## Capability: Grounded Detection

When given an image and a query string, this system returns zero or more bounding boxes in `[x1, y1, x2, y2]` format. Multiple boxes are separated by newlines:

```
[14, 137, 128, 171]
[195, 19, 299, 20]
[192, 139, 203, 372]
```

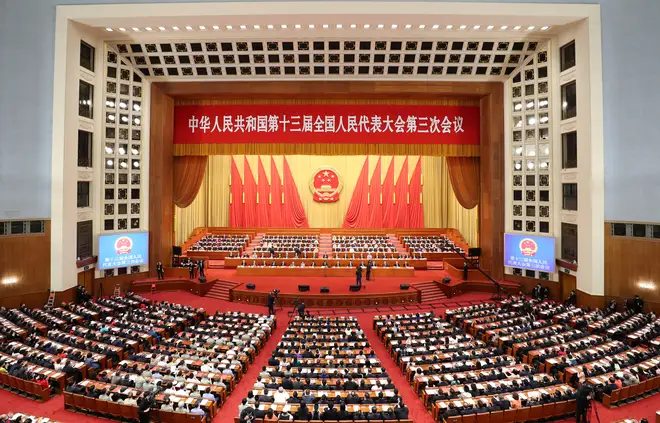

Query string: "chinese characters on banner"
[503, 233, 556, 273]
[174, 104, 480, 145]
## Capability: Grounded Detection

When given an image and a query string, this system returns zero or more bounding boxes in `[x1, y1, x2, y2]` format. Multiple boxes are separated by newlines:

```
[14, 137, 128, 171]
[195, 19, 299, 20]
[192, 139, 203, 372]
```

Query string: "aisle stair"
[204, 280, 241, 301]
[387, 234, 408, 255]
[412, 280, 448, 303]
[243, 233, 264, 255]
[319, 233, 333, 257]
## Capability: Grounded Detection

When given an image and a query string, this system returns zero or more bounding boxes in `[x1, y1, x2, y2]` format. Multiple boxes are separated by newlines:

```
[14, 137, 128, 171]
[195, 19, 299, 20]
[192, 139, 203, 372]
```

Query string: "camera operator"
[575, 384, 593, 423]
[138, 392, 155, 423]
[267, 290, 279, 316]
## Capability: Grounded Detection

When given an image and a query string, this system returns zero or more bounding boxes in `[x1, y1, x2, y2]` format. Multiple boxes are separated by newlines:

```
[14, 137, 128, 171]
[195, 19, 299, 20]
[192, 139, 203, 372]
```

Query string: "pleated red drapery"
[408, 157, 424, 228]
[446, 156, 480, 209]
[173, 156, 208, 208]
[381, 159, 396, 228]
[242, 156, 258, 227]
[368, 157, 383, 228]
[393, 157, 409, 228]
[229, 157, 243, 227]
[269, 157, 284, 227]
[256, 157, 271, 227]
[282, 157, 310, 228]
[342, 157, 371, 228]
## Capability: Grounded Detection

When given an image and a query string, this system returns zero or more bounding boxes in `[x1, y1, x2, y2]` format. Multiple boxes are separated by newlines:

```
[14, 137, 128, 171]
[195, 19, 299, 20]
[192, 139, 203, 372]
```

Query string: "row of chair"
[233, 419, 414, 423]
[64, 392, 206, 423]
[602, 376, 660, 408]
[0, 372, 50, 402]
[439, 400, 576, 423]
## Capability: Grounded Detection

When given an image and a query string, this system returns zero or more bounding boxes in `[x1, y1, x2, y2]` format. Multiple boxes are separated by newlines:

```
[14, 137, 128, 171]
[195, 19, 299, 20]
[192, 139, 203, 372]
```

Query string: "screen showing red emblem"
[114, 236, 133, 255]
[310, 167, 343, 203]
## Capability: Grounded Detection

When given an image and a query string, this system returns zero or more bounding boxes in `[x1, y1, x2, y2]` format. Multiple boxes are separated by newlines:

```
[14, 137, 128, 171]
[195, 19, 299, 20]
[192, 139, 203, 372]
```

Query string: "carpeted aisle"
[1, 291, 659, 423]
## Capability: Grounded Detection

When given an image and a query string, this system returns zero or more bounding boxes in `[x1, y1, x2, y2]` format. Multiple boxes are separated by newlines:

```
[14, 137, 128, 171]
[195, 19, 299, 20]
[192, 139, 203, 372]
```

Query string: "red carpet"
[206, 268, 451, 294]
[2, 291, 659, 423]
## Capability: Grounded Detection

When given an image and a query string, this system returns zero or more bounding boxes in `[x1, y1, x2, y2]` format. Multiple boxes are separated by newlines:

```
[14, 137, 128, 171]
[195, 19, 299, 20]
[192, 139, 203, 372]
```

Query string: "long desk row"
[226, 257, 427, 269]
[236, 266, 415, 277]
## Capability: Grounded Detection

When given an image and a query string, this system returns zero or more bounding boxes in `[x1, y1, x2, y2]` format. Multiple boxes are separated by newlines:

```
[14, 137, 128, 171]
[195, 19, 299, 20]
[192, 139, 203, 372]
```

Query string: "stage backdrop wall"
[175, 155, 478, 246]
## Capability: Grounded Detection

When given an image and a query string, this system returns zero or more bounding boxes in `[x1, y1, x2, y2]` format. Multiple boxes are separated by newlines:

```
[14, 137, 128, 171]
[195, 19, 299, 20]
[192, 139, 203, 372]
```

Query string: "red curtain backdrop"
[394, 157, 410, 228]
[242, 156, 258, 227]
[381, 159, 396, 228]
[282, 157, 310, 228]
[269, 157, 284, 227]
[446, 156, 480, 209]
[368, 157, 383, 228]
[408, 158, 424, 228]
[256, 157, 271, 227]
[342, 158, 371, 228]
[229, 157, 243, 227]
[173, 156, 208, 208]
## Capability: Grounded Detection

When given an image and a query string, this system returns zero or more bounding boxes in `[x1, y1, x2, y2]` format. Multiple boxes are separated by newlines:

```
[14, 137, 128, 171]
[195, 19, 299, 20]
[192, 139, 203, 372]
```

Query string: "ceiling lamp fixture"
[404, 24, 412, 29]
[513, 26, 522, 30]
[323, 24, 329, 29]
[446, 25, 453, 29]
[239, 25, 246, 30]
[350, 24, 357, 29]
[419, 24, 426, 29]
[527, 26, 536, 30]
[226, 25, 233, 30]
[363, 24, 370, 29]
[500, 25, 508, 30]
[281, 24, 287, 29]
[336, 24, 342, 29]
[459, 25, 467, 30]
[118, 28, 126, 32]
[253, 25, 260, 30]
[432, 24, 440, 29]
[486, 25, 494, 30]
[145, 27, 153, 31]
[199, 26, 206, 30]
[294, 24, 301, 29]
[105, 28, 113, 32]
[541, 26, 550, 31]
[172, 26, 179, 31]
[473, 25, 481, 30]
[267, 24, 274, 29]
[185, 26, 193, 31]
[158, 26, 167, 31]
[132, 27, 140, 32]
[377, 24, 384, 29]
[308, 24, 315, 29]
[391, 24, 398, 29]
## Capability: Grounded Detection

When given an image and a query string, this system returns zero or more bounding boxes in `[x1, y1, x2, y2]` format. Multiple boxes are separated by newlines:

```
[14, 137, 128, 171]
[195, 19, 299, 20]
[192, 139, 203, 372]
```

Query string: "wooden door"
[77, 269, 94, 293]
[559, 272, 576, 301]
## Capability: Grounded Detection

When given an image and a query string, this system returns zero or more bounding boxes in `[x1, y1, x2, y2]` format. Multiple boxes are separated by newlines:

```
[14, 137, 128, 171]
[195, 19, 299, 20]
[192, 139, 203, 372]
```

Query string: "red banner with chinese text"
[174, 104, 480, 145]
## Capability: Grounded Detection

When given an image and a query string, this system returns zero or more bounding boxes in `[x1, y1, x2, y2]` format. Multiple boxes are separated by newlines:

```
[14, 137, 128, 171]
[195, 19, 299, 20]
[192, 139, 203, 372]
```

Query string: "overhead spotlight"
[432, 24, 440, 29]
[528, 117, 536, 125]
[500, 25, 508, 30]
[105, 146, 114, 154]
[540, 116, 549, 123]
[527, 161, 535, 170]
[185, 26, 193, 31]
[527, 101, 535, 109]
[363, 24, 370, 29]
[527, 26, 536, 30]
[172, 26, 180, 31]
[459, 25, 467, 30]
[540, 161, 548, 169]
[121, 116, 128, 123]
[322, 24, 329, 29]
[120, 162, 128, 169]
[131, 27, 140, 32]
[308, 24, 315, 29]
[513, 26, 522, 30]
[281, 24, 287, 29]
[134, 118, 141, 125]
[106, 159, 114, 166]
[473, 25, 481, 30]
[295, 24, 301, 29]
[105, 100, 115, 107]
[212, 25, 219, 30]
[119, 101, 127, 109]
[515, 147, 523, 155]
[405, 24, 412, 29]
[105, 28, 113, 32]
[562, 101, 568, 109]
[239, 25, 246, 30]
[336, 24, 343, 29]
[350, 24, 357, 29]
[253, 25, 260, 30]
[419, 24, 426, 29]
[199, 26, 207, 30]
[446, 25, 453, 29]
[487, 25, 494, 30]
[108, 114, 115, 121]
[514, 104, 522, 111]
[541, 26, 550, 31]
[226, 25, 233, 30]
[391, 24, 398, 29]
[267, 24, 274, 29]
[118, 147, 126, 155]
[158, 26, 167, 31]
[131, 148, 139, 155]
[118, 28, 126, 32]
[133, 161, 140, 168]
[377, 24, 384, 29]
[145, 27, 153, 31]
[514, 162, 522, 170]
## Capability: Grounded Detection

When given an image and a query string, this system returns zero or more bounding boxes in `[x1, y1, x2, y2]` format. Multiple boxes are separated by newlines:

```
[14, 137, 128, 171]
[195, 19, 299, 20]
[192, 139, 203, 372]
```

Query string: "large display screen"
[98, 232, 149, 270]
[504, 233, 555, 273]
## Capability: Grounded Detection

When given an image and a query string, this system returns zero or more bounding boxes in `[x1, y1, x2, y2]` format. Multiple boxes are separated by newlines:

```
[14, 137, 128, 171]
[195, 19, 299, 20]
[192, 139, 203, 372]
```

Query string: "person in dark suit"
[197, 260, 205, 277]
[366, 261, 373, 281]
[367, 406, 382, 421]
[565, 289, 577, 306]
[267, 292, 276, 316]
[337, 404, 351, 421]
[356, 265, 363, 287]
[156, 262, 164, 280]
[382, 407, 396, 420]
[575, 384, 593, 423]
[463, 261, 469, 280]
[322, 405, 339, 421]
[295, 404, 311, 421]
[297, 301, 306, 317]
[394, 403, 409, 420]
[188, 261, 195, 279]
